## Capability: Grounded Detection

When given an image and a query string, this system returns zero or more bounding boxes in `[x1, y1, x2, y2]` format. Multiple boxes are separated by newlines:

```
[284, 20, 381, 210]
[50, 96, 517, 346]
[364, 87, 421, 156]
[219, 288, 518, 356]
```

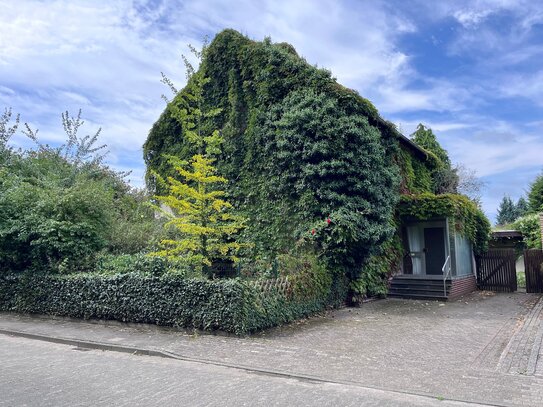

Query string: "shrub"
[512, 214, 542, 249]
[0, 252, 345, 334]
[94, 253, 192, 276]
[0, 110, 164, 273]
[0, 163, 113, 272]
[0, 273, 249, 333]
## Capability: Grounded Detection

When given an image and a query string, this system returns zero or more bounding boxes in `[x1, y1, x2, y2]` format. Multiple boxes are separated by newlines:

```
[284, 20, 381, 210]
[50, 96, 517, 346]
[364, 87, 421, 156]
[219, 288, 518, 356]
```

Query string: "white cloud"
[1, 0, 542, 222]
[448, 130, 543, 178]
[0, 0, 423, 185]
[453, 8, 494, 28]
[498, 71, 543, 106]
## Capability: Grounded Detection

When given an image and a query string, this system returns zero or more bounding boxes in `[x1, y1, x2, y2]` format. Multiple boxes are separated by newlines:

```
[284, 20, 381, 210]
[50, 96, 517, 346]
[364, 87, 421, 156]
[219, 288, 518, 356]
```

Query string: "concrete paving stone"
[1, 291, 543, 406]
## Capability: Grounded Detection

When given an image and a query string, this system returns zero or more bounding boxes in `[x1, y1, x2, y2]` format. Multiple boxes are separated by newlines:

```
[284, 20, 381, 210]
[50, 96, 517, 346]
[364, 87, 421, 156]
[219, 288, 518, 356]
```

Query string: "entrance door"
[424, 227, 446, 275]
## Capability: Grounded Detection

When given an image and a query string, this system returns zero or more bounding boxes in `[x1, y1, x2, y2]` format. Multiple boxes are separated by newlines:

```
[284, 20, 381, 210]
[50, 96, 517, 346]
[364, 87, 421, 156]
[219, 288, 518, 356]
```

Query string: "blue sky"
[1, 0, 543, 223]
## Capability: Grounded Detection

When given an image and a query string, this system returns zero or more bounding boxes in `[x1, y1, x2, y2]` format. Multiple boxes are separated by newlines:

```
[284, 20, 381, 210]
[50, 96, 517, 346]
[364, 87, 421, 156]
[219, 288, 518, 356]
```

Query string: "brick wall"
[449, 275, 476, 299]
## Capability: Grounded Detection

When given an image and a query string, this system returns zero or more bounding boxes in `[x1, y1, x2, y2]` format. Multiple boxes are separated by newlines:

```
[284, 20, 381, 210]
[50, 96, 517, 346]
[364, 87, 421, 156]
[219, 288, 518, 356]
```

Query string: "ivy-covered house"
[144, 29, 489, 303]
[387, 132, 490, 300]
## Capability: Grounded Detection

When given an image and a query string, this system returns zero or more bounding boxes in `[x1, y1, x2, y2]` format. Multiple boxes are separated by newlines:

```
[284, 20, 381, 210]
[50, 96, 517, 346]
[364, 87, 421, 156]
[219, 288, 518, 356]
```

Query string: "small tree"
[153, 155, 245, 274]
[151, 42, 246, 275]
[496, 195, 517, 225]
[515, 197, 529, 218]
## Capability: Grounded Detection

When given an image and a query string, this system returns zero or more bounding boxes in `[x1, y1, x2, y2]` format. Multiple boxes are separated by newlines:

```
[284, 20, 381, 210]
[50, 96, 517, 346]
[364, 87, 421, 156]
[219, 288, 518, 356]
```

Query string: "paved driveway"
[1, 291, 543, 406]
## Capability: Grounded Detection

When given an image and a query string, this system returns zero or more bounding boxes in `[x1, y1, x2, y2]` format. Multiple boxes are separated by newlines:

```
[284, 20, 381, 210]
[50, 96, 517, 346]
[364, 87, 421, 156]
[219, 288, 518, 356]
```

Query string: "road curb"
[0, 327, 502, 407]
[0, 328, 175, 359]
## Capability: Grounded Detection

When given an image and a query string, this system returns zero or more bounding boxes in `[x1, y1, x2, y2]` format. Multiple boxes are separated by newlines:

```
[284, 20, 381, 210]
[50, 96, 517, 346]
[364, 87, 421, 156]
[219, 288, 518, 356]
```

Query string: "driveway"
[1, 291, 543, 406]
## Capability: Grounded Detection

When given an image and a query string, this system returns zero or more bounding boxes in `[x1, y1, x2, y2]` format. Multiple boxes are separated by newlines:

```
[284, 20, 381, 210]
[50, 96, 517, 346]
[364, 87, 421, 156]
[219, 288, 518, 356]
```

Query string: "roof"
[491, 230, 523, 239]
[397, 132, 428, 160]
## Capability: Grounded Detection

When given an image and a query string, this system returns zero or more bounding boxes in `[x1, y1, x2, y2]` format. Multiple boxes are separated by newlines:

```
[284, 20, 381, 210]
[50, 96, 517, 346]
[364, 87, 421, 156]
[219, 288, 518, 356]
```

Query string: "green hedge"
[0, 271, 346, 334]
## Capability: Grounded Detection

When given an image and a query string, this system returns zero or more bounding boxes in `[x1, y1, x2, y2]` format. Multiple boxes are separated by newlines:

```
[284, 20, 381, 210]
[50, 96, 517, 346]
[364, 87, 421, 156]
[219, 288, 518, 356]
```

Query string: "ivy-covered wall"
[143, 29, 489, 300]
[144, 30, 415, 279]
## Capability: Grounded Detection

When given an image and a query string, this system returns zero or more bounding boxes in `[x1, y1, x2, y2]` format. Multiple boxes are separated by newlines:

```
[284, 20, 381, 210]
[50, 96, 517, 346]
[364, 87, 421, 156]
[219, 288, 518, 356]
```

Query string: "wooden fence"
[524, 249, 543, 293]
[476, 249, 517, 292]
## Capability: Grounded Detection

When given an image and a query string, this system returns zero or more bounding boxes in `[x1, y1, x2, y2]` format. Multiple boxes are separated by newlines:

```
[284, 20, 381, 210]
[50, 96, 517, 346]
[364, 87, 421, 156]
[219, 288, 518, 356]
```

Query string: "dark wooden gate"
[476, 249, 517, 292]
[524, 249, 543, 293]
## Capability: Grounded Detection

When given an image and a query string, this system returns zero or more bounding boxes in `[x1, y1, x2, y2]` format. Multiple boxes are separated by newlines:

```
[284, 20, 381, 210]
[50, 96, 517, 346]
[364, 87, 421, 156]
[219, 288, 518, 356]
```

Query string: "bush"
[0, 111, 165, 273]
[513, 214, 542, 249]
[0, 256, 345, 334]
[94, 253, 191, 276]
[0, 273, 249, 333]
[0, 161, 114, 272]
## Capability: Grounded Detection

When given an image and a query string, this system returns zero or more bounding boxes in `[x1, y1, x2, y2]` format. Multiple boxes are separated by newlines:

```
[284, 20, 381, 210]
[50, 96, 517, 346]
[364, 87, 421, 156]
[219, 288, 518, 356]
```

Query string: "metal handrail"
[442, 255, 451, 297]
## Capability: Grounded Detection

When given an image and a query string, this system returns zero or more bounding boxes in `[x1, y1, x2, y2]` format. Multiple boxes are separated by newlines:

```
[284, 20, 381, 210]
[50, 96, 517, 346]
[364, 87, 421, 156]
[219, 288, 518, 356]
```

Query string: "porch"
[389, 217, 477, 300]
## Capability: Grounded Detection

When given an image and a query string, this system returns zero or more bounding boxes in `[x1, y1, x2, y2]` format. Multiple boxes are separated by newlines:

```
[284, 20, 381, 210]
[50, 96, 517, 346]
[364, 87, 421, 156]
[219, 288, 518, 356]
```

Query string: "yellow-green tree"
[151, 42, 246, 275]
[153, 154, 246, 272]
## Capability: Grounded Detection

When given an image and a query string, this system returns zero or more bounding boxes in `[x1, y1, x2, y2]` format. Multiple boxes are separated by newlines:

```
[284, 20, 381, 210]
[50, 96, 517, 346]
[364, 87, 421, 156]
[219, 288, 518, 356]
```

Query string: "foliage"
[151, 155, 246, 273]
[397, 147, 434, 194]
[410, 123, 451, 167]
[495, 196, 530, 226]
[94, 253, 192, 276]
[409, 123, 462, 195]
[106, 188, 165, 255]
[528, 173, 543, 213]
[0, 107, 19, 156]
[144, 30, 401, 280]
[349, 232, 403, 302]
[0, 254, 345, 334]
[0, 272, 250, 333]
[0, 151, 113, 272]
[512, 214, 542, 249]
[496, 196, 518, 225]
[517, 271, 526, 288]
[516, 197, 529, 218]
[151, 43, 247, 275]
[399, 193, 491, 255]
[277, 252, 332, 301]
[0, 110, 164, 273]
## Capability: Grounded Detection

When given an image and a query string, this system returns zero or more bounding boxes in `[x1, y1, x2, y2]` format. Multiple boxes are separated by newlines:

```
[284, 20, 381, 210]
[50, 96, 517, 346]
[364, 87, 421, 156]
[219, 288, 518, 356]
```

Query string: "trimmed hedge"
[0, 272, 346, 335]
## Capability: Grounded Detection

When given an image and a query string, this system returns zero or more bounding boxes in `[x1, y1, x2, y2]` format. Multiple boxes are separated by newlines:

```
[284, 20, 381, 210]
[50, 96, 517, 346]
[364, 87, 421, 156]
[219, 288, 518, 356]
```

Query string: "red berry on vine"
[311, 229, 316, 235]
[327, 217, 331, 224]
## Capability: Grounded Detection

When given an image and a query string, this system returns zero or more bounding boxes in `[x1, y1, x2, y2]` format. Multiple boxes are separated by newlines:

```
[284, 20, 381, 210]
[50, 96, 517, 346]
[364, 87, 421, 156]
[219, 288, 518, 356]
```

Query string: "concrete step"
[387, 292, 448, 301]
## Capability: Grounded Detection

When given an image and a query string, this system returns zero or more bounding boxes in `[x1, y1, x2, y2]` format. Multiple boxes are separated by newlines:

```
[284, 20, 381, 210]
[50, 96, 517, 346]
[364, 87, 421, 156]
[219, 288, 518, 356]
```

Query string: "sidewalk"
[1, 291, 543, 407]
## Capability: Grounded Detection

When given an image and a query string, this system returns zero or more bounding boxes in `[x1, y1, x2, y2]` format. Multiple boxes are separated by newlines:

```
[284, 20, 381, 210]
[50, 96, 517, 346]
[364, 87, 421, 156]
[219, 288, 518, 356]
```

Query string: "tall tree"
[411, 123, 451, 167]
[528, 173, 543, 213]
[150, 43, 246, 274]
[515, 197, 529, 218]
[410, 123, 458, 194]
[496, 195, 517, 225]
[152, 155, 245, 272]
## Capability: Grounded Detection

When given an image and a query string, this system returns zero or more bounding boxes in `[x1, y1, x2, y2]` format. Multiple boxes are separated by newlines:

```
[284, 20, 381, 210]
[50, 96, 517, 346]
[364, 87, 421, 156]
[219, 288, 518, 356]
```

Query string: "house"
[144, 29, 490, 302]
[386, 136, 488, 300]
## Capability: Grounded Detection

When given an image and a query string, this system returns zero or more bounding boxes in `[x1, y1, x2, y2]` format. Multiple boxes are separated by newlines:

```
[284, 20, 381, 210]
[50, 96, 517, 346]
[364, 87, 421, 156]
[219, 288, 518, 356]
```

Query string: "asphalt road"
[0, 334, 489, 407]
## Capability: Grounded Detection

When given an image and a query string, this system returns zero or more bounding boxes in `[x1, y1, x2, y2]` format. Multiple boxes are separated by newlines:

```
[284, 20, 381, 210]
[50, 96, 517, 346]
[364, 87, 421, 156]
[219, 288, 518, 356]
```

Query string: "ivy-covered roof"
[399, 193, 491, 255]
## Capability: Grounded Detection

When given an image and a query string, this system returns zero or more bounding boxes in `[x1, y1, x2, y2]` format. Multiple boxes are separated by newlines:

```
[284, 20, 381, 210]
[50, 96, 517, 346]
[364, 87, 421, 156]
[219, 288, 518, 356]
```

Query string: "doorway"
[406, 222, 448, 277]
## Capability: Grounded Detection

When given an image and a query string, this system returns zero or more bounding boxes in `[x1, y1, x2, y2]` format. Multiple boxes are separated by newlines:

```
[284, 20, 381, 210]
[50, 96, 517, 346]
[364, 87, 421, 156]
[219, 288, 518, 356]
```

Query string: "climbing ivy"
[399, 193, 491, 255]
[144, 30, 403, 279]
